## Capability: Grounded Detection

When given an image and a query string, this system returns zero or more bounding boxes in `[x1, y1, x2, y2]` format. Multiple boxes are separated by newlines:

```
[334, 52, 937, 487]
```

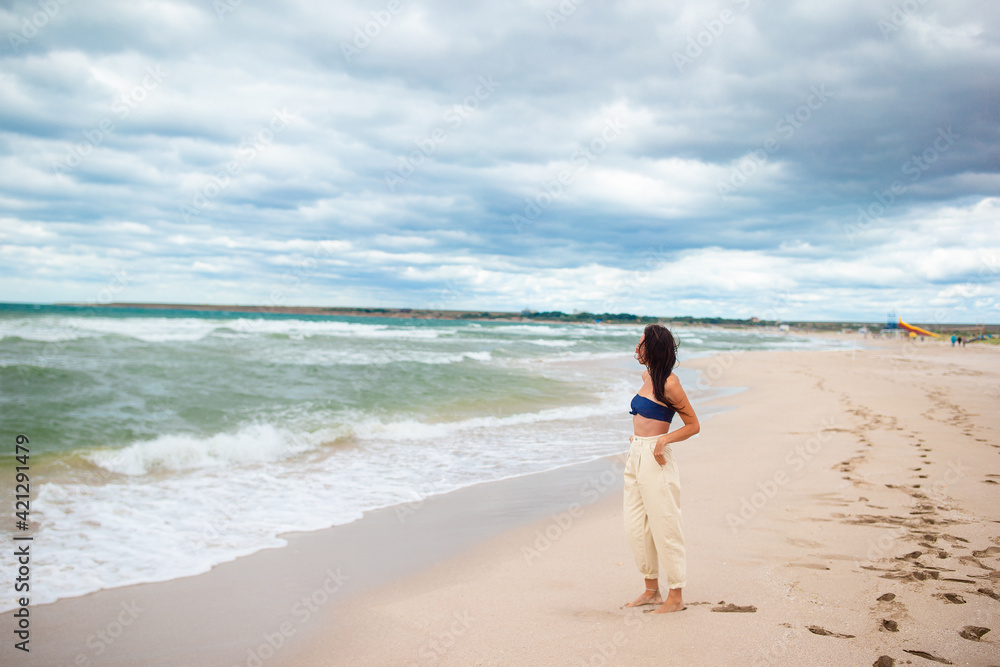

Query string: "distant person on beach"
[623, 324, 701, 614]
[952, 334, 957, 347]
[958, 335, 963, 346]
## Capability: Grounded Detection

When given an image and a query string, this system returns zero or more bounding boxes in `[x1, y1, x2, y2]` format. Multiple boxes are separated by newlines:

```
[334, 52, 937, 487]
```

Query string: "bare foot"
[651, 589, 685, 614]
[624, 589, 662, 607]
[652, 600, 685, 613]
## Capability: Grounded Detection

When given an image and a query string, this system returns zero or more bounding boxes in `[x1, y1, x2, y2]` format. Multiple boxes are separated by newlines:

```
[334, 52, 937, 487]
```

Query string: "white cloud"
[0, 0, 997, 321]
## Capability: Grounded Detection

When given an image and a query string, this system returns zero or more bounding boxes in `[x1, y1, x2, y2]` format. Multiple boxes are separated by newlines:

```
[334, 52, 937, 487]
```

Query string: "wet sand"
[0, 456, 632, 667]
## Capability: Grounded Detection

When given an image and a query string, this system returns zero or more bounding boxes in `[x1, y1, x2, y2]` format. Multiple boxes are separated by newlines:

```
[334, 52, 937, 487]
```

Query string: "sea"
[0, 304, 859, 611]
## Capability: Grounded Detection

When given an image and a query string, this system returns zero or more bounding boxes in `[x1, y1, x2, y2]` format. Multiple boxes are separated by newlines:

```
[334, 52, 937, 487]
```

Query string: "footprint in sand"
[903, 649, 953, 664]
[976, 587, 1000, 601]
[788, 563, 830, 570]
[959, 625, 990, 641]
[972, 546, 1000, 558]
[877, 593, 896, 602]
[787, 538, 824, 548]
[807, 625, 855, 638]
[940, 593, 966, 604]
[873, 656, 895, 667]
[711, 603, 757, 613]
[881, 570, 939, 582]
[881, 619, 899, 632]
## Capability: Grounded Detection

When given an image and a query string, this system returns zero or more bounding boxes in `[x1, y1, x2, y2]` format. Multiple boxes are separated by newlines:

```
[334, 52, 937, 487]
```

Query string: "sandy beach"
[4, 338, 999, 666]
[283, 339, 1000, 666]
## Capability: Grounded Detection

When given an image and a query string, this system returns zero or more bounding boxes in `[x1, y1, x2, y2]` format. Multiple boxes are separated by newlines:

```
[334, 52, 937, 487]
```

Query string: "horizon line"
[1, 301, 997, 327]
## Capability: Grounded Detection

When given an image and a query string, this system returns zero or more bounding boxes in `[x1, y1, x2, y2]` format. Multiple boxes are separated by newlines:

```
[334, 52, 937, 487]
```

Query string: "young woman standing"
[623, 324, 700, 614]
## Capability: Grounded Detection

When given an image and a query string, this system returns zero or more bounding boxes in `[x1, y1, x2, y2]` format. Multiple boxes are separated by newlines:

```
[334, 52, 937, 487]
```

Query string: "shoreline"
[0, 454, 639, 667]
[4, 342, 998, 666]
[0, 347, 726, 666]
[284, 342, 1000, 666]
[0, 353, 732, 613]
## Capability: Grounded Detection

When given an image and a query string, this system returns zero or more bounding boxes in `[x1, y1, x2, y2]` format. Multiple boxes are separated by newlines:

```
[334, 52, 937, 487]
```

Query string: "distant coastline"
[32, 301, 996, 334]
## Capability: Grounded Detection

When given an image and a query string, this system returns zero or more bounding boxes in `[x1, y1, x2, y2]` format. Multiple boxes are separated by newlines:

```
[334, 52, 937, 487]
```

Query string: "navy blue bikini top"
[629, 394, 675, 423]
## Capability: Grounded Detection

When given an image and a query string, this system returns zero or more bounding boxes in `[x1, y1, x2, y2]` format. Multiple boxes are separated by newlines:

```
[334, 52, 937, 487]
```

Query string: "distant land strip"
[45, 302, 999, 335]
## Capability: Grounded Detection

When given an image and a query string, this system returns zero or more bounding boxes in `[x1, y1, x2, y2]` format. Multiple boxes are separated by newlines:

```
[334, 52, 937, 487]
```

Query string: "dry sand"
[4, 338, 999, 666]
[283, 339, 1000, 666]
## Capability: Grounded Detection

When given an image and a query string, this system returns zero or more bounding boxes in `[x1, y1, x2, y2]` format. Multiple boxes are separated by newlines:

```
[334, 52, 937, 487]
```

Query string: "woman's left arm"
[654, 375, 700, 461]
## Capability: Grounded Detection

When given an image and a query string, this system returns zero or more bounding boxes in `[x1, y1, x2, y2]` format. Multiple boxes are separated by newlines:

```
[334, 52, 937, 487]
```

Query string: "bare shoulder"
[664, 372, 695, 415]
[664, 372, 686, 397]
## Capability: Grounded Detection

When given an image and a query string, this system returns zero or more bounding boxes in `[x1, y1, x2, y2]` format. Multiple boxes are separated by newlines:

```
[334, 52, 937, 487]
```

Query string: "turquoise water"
[0, 304, 858, 609]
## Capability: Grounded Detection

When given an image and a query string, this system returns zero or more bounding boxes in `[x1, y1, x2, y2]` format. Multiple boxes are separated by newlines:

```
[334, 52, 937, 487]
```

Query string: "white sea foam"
[221, 318, 455, 340]
[1, 313, 648, 347]
[84, 423, 343, 475]
[271, 348, 493, 366]
[81, 391, 620, 479]
[63, 316, 222, 342]
[0, 315, 226, 342]
[526, 339, 576, 347]
[0, 315, 461, 343]
[7, 394, 634, 611]
[0, 317, 103, 342]
[23, 466, 377, 608]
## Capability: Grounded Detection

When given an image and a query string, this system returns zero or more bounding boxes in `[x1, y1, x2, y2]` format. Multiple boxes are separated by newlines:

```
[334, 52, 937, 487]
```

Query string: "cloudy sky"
[1, 0, 998, 322]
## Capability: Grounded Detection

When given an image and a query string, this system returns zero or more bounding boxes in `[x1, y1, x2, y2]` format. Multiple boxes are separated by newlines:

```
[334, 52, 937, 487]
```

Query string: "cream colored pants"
[623, 434, 686, 588]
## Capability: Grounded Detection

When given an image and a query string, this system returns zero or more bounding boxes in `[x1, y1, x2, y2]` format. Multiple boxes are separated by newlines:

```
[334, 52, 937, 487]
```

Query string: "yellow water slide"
[898, 318, 940, 337]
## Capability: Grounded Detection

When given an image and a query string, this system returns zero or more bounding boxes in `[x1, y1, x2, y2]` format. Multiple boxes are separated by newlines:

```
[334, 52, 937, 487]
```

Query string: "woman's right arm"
[661, 375, 700, 446]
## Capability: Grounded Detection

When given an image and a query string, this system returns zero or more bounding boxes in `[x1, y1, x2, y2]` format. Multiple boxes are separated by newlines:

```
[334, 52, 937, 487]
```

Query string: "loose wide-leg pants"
[623, 434, 686, 588]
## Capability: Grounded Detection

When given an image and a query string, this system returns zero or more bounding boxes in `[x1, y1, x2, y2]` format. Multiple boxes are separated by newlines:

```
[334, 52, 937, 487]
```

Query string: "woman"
[623, 324, 700, 614]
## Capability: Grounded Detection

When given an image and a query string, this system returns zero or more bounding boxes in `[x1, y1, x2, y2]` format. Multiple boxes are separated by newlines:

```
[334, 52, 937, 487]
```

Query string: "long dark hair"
[636, 324, 678, 408]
